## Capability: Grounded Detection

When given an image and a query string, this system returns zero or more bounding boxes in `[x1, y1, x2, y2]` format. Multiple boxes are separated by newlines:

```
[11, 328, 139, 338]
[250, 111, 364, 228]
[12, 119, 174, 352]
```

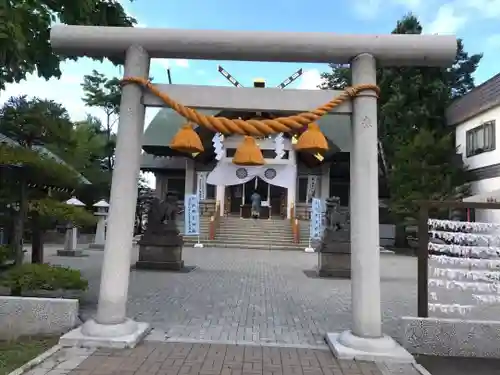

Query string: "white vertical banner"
[310, 198, 323, 240]
[196, 172, 208, 200]
[306, 176, 319, 203]
[184, 194, 200, 236]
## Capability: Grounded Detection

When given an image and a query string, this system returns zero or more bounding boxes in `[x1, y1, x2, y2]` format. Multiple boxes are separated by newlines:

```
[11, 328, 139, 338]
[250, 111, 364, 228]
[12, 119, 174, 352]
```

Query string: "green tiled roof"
[142, 108, 219, 152]
[143, 108, 351, 150]
[0, 133, 91, 185]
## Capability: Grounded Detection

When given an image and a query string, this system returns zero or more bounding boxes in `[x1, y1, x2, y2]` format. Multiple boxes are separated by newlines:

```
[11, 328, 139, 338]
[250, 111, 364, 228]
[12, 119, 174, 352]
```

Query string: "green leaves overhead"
[0, 0, 136, 90]
[81, 70, 122, 116]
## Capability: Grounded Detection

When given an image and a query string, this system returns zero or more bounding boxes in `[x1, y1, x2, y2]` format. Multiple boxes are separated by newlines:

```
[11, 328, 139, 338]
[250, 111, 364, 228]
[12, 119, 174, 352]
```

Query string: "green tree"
[68, 115, 114, 206]
[81, 70, 121, 173]
[319, 13, 482, 221]
[0, 96, 88, 264]
[388, 129, 469, 217]
[0, 0, 136, 91]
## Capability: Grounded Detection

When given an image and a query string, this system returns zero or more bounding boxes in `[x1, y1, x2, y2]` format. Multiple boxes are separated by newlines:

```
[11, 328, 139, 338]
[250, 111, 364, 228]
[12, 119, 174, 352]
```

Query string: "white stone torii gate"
[51, 26, 456, 359]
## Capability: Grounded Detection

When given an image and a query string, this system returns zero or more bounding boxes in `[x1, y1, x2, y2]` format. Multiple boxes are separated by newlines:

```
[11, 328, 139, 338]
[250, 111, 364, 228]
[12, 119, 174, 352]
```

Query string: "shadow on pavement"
[417, 355, 500, 375]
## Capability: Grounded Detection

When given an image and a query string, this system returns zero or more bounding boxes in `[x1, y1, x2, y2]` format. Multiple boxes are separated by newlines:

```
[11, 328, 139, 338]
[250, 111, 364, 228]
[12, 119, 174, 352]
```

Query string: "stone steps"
[178, 216, 322, 251]
[208, 217, 302, 250]
[182, 240, 306, 251]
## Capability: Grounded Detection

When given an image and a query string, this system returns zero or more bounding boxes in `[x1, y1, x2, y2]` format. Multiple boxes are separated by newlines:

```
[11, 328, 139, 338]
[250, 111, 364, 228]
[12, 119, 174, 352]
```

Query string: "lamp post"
[57, 197, 86, 257]
[89, 200, 110, 250]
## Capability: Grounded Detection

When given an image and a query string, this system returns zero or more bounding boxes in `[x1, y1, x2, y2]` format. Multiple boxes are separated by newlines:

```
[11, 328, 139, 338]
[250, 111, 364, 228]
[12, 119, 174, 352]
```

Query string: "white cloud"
[425, 4, 468, 34]
[461, 0, 500, 19]
[350, 0, 422, 18]
[151, 59, 190, 74]
[0, 73, 101, 123]
[351, 0, 383, 19]
[392, 0, 422, 8]
[174, 59, 189, 68]
[297, 70, 322, 90]
[0, 64, 158, 132]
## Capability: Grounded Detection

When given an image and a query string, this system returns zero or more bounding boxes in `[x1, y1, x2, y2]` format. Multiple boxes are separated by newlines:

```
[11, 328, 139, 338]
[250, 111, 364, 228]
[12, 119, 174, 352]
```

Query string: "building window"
[466, 121, 495, 157]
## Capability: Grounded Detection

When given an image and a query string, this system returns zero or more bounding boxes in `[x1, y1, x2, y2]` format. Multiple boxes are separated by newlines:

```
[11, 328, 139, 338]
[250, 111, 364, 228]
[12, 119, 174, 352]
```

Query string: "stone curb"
[413, 363, 433, 375]
[7, 345, 62, 375]
[156, 336, 328, 350]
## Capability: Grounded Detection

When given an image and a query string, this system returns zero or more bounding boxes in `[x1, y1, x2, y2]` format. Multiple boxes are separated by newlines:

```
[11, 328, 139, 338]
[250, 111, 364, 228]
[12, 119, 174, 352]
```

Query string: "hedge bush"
[0, 263, 88, 296]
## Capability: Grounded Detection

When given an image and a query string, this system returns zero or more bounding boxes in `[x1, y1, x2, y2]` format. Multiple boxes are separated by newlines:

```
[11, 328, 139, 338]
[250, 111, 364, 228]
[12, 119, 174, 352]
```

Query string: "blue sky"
[2, 0, 498, 128]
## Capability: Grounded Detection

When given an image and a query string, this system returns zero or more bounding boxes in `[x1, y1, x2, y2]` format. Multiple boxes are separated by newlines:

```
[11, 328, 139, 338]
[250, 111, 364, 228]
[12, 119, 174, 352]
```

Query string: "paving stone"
[63, 343, 420, 375]
[44, 247, 418, 348]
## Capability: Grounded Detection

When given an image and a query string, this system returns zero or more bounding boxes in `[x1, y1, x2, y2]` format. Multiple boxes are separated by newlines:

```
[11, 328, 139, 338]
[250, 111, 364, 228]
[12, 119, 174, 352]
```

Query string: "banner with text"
[184, 194, 200, 236]
[196, 172, 208, 200]
[310, 198, 324, 240]
[306, 176, 319, 203]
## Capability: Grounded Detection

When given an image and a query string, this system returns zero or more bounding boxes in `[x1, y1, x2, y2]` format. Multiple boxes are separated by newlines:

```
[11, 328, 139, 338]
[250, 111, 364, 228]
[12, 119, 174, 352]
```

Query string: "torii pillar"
[51, 25, 456, 359]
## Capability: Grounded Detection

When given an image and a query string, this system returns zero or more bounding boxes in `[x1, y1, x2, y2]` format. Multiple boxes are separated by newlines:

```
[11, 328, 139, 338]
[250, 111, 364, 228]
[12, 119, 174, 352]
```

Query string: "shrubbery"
[0, 263, 88, 296]
[0, 245, 15, 266]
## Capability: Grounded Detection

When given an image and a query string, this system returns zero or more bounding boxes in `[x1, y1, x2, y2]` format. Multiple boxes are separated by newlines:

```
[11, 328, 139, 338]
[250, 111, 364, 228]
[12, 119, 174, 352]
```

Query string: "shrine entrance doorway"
[228, 177, 287, 218]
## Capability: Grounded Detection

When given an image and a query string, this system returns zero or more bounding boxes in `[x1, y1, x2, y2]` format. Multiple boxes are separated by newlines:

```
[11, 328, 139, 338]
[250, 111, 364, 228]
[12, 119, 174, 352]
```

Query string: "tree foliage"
[29, 198, 97, 227]
[387, 130, 469, 216]
[81, 70, 121, 172]
[0, 96, 74, 148]
[319, 13, 482, 219]
[81, 70, 122, 115]
[0, 96, 92, 264]
[0, 0, 136, 90]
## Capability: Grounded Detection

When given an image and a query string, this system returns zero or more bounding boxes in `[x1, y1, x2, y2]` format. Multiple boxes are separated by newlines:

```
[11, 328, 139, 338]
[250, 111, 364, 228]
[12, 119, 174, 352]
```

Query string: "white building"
[449, 73, 500, 222]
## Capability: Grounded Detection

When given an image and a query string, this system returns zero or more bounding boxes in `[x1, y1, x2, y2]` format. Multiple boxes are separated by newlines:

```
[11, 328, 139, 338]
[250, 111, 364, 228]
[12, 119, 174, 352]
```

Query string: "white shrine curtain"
[207, 161, 295, 190]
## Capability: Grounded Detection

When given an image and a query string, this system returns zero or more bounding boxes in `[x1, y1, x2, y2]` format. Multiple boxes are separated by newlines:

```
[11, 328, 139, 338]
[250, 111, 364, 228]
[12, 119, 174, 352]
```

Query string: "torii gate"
[51, 25, 456, 360]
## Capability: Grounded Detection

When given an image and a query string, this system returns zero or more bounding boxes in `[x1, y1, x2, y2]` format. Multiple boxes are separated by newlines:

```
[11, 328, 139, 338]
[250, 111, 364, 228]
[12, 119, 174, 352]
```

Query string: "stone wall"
[0, 296, 79, 338]
[401, 316, 500, 358]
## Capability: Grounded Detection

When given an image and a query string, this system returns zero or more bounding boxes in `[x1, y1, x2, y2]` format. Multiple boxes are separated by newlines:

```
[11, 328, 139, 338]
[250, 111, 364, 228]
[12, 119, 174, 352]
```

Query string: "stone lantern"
[57, 197, 86, 257]
[89, 200, 110, 250]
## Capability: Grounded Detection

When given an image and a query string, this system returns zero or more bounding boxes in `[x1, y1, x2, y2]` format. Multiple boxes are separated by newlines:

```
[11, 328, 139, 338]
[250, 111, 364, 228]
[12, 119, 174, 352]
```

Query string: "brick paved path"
[62, 343, 422, 375]
[43, 247, 418, 347]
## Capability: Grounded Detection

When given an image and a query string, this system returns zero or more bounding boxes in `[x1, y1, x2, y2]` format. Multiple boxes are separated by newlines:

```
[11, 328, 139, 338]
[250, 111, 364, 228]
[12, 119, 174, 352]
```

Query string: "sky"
[1, 0, 499, 188]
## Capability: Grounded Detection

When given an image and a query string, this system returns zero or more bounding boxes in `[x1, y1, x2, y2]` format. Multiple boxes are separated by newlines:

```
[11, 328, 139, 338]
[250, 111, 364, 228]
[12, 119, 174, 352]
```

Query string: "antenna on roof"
[276, 69, 303, 89]
[167, 68, 172, 84]
[217, 65, 244, 88]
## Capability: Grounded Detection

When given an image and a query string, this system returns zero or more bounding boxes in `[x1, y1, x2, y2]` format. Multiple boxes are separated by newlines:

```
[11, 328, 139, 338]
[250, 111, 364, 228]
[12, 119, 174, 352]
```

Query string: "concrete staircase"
[178, 216, 212, 246]
[180, 216, 305, 250]
[176, 206, 350, 251]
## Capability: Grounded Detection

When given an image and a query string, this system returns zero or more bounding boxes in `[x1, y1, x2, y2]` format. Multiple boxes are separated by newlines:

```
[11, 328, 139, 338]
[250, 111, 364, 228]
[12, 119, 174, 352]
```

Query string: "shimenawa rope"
[121, 76, 380, 136]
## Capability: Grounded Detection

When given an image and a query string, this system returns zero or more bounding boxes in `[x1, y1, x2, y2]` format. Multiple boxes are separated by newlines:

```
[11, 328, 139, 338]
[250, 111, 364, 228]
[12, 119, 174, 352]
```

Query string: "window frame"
[466, 120, 496, 157]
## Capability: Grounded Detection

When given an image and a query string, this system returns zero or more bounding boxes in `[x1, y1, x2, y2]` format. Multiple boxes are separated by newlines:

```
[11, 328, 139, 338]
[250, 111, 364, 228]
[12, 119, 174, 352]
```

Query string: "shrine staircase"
[178, 216, 212, 246]
[179, 205, 350, 251]
[211, 216, 306, 250]
[178, 216, 308, 250]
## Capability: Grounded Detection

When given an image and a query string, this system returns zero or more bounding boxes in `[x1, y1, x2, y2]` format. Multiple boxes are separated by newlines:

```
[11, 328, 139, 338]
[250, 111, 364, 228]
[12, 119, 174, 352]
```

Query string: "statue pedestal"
[317, 197, 351, 279]
[318, 238, 351, 279]
[135, 231, 184, 271]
